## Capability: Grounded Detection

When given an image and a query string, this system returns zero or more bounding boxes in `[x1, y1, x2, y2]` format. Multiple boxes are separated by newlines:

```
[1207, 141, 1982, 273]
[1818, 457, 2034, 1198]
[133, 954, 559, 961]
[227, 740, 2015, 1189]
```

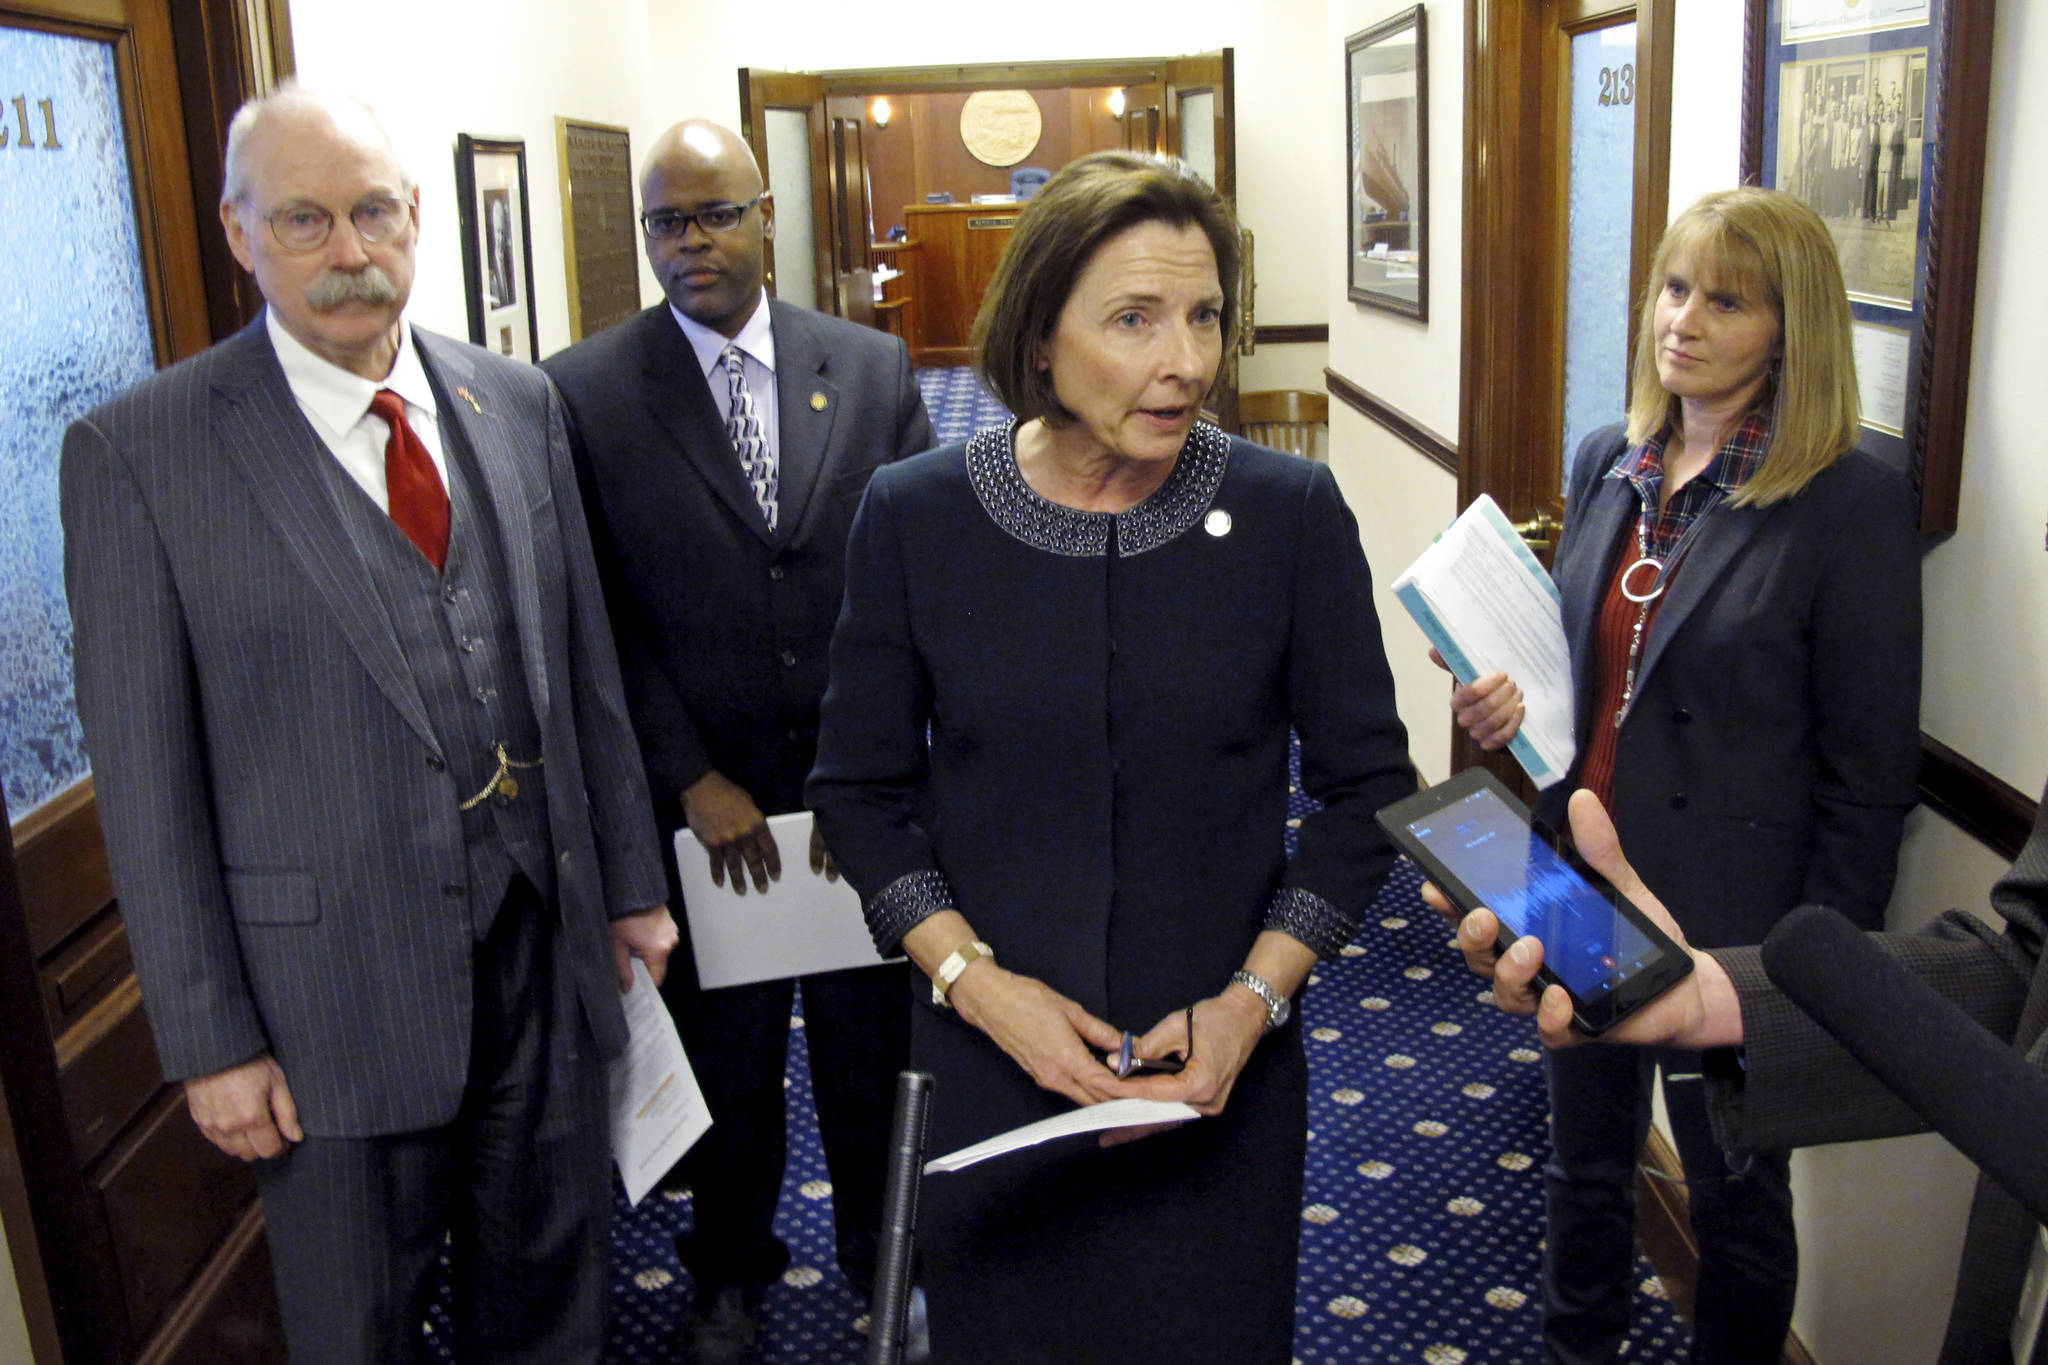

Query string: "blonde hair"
[1624, 187, 1859, 507]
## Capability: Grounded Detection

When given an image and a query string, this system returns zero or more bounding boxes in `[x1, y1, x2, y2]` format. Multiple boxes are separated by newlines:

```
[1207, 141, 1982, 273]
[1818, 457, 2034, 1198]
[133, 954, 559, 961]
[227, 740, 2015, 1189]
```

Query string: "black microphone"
[867, 1069, 934, 1365]
[1760, 903, 2048, 1222]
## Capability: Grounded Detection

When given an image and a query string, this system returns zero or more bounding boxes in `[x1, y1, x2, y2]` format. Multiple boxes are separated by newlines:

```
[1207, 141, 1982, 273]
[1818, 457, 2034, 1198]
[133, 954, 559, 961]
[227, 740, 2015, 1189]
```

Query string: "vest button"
[780, 649, 797, 667]
[768, 564, 787, 581]
[1672, 707, 1692, 724]
[1669, 793, 1690, 810]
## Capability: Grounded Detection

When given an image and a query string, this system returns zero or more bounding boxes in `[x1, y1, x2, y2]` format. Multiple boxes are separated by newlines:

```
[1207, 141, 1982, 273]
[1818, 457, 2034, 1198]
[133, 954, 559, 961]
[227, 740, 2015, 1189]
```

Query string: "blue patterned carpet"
[428, 370, 1692, 1362]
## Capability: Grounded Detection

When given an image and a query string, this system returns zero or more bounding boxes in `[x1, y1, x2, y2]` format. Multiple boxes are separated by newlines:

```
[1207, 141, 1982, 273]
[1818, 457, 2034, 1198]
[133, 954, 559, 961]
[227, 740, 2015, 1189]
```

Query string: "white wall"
[0, 1214, 30, 1365]
[1324, 0, 1462, 780]
[289, 0, 665, 356]
[283, 0, 1337, 365]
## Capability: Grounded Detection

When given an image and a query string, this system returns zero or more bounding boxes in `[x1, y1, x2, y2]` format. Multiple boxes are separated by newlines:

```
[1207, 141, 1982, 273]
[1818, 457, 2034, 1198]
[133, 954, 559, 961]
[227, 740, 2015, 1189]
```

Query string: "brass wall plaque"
[555, 117, 639, 341]
[958, 90, 1042, 168]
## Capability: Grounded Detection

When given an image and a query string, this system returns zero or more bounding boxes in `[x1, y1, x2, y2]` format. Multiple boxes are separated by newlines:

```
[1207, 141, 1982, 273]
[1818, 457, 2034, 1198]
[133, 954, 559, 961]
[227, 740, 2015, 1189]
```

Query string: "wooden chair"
[1238, 389, 1330, 460]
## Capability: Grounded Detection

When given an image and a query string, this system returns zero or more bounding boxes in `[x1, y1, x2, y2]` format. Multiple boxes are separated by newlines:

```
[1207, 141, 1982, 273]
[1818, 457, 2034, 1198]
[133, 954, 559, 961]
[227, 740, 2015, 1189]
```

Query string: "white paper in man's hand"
[608, 958, 711, 1206]
[675, 811, 900, 989]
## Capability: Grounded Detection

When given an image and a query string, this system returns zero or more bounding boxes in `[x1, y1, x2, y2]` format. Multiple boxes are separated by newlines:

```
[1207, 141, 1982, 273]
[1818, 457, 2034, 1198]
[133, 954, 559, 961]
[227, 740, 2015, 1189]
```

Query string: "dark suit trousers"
[662, 947, 909, 1295]
[256, 879, 612, 1365]
[1544, 1044, 1797, 1364]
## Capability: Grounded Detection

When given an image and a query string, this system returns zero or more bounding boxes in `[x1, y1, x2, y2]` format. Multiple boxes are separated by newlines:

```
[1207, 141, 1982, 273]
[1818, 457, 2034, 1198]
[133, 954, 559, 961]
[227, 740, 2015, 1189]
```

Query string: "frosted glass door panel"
[1560, 22, 1638, 492]
[1178, 91, 1215, 185]
[766, 109, 817, 311]
[1, 26, 156, 818]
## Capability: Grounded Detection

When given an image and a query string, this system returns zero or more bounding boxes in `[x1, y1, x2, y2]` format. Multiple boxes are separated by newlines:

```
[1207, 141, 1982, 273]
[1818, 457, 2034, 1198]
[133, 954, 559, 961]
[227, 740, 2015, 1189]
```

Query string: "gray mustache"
[307, 266, 399, 312]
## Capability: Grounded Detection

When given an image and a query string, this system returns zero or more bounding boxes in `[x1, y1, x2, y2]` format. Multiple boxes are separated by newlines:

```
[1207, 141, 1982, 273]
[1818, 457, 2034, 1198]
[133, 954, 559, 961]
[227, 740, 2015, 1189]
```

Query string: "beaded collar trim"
[965, 420, 1231, 558]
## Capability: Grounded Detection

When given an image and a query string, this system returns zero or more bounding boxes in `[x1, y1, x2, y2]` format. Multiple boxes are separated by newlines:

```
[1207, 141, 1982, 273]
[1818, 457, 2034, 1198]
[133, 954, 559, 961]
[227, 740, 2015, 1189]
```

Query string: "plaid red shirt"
[1607, 409, 1773, 554]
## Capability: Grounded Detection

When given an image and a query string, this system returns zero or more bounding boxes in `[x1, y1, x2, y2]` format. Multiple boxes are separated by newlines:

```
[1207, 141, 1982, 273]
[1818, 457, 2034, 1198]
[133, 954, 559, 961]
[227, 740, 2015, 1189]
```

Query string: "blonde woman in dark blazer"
[1450, 187, 1922, 1362]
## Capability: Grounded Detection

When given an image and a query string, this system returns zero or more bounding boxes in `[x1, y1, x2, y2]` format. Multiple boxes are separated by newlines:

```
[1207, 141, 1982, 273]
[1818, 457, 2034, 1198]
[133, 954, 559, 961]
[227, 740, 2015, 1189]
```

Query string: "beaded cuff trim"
[965, 421, 1231, 558]
[1263, 884, 1355, 960]
[865, 868, 956, 955]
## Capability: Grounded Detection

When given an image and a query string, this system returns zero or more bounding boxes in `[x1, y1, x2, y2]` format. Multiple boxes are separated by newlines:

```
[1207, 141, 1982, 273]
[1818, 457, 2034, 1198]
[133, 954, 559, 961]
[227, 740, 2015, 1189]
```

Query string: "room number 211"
[2, 96, 62, 149]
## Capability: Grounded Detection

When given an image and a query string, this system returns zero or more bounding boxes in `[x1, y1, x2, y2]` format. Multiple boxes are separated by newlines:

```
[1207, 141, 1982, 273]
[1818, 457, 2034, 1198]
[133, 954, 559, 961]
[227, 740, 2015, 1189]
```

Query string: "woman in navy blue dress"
[808, 152, 1415, 1363]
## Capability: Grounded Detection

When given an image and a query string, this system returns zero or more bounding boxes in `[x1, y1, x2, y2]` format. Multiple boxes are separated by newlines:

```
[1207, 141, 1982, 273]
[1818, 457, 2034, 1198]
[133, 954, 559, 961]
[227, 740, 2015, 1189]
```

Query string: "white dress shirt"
[266, 307, 448, 512]
[669, 291, 779, 460]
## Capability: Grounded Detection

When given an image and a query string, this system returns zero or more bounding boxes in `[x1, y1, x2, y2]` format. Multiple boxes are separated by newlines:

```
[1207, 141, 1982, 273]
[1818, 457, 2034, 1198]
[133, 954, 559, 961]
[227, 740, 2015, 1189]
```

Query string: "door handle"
[1512, 510, 1560, 553]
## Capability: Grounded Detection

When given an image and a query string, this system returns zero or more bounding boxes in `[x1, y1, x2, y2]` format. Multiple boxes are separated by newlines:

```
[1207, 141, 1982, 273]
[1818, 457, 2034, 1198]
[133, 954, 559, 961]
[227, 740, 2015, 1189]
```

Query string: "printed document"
[676, 810, 900, 990]
[609, 958, 711, 1206]
[1393, 495, 1576, 787]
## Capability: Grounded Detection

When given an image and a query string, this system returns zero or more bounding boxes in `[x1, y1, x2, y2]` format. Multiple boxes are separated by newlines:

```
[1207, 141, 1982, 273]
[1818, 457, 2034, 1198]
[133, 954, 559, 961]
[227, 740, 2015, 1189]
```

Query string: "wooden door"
[1456, 0, 1673, 784]
[1162, 50, 1241, 429]
[739, 68, 838, 315]
[1, 3, 288, 1360]
[826, 94, 877, 323]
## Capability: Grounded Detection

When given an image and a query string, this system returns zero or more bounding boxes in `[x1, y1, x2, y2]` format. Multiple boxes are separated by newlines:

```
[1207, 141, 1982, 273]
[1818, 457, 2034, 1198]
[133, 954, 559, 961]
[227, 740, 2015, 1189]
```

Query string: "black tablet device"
[1376, 768, 1694, 1035]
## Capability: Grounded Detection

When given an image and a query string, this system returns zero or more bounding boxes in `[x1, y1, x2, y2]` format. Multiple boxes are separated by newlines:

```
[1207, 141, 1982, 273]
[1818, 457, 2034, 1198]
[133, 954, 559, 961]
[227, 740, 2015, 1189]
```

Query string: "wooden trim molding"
[1919, 735, 2040, 863]
[1252, 323, 1328, 346]
[1325, 366, 1458, 474]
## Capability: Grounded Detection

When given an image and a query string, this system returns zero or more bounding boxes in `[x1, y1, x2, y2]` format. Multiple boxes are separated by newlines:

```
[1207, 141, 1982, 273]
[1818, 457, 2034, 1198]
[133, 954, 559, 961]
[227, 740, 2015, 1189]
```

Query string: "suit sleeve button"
[1669, 793, 1689, 810]
[781, 649, 798, 667]
[442, 882, 467, 898]
[1672, 707, 1692, 724]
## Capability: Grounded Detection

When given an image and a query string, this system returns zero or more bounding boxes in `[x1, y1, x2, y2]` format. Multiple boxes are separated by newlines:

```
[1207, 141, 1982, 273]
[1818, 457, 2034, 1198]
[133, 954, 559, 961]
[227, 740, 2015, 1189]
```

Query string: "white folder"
[675, 810, 899, 990]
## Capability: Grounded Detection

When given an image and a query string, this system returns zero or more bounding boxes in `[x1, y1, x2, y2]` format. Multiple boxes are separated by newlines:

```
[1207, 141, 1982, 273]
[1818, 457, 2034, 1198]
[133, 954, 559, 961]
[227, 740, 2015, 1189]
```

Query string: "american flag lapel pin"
[455, 386, 483, 414]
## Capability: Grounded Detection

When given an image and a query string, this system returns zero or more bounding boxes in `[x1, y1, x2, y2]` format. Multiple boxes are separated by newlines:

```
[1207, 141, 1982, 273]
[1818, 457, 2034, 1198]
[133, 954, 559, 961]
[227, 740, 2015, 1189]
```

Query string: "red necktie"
[370, 389, 449, 571]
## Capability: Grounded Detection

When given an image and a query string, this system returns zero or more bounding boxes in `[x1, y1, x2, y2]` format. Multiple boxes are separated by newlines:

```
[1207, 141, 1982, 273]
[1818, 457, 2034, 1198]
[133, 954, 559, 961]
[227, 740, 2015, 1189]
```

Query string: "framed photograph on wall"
[1345, 5, 1427, 320]
[454, 134, 539, 362]
[1741, 0, 1993, 533]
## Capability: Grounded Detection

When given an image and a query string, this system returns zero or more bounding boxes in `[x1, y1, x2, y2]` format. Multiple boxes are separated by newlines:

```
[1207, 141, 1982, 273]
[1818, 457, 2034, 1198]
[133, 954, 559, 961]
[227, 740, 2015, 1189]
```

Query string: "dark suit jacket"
[542, 299, 933, 822]
[61, 317, 666, 1138]
[1706, 783, 2048, 1363]
[1542, 423, 1923, 946]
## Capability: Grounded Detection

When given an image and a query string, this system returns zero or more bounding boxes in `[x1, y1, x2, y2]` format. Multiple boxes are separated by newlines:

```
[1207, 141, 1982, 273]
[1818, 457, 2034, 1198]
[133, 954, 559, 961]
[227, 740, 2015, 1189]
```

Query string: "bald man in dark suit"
[544, 119, 929, 1364]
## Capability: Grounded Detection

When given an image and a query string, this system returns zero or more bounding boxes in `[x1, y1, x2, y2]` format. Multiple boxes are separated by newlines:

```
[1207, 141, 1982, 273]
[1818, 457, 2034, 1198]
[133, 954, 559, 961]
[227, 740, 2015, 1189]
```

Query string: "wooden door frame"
[1456, 0, 1672, 779]
[739, 68, 836, 315]
[3, 5, 289, 1359]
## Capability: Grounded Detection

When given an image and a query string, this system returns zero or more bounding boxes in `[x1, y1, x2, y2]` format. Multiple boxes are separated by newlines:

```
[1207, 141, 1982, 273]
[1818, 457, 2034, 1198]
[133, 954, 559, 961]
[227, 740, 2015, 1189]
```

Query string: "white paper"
[1851, 321, 1911, 437]
[924, 1098, 1202, 1174]
[1392, 494, 1577, 787]
[608, 958, 711, 1206]
[675, 810, 899, 990]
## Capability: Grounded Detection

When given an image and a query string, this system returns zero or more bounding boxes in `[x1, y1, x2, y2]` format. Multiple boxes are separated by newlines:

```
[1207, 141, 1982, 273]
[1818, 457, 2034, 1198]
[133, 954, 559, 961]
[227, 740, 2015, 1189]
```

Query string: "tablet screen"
[1401, 785, 1664, 1001]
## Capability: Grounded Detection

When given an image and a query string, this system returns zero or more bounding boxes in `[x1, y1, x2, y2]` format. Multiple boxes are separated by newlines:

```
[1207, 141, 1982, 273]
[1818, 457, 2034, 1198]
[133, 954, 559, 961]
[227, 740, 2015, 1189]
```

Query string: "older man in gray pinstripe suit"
[61, 85, 677, 1364]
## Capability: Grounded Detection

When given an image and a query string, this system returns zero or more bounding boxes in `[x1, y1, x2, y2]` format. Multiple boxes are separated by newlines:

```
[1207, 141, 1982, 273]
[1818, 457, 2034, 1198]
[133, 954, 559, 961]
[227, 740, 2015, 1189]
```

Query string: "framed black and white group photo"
[1742, 0, 1993, 532]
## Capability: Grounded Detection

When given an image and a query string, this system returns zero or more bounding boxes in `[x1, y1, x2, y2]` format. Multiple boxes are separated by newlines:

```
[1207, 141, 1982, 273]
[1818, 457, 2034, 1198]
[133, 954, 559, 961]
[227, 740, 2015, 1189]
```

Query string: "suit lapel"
[1632, 500, 1771, 699]
[211, 320, 438, 749]
[637, 308, 777, 545]
[1559, 476, 1636, 714]
[416, 330, 552, 728]
[768, 300, 839, 550]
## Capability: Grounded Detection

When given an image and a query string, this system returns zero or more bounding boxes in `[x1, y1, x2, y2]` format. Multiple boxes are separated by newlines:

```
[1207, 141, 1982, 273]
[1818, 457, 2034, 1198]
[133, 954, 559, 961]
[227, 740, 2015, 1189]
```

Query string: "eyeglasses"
[640, 194, 768, 240]
[261, 193, 415, 253]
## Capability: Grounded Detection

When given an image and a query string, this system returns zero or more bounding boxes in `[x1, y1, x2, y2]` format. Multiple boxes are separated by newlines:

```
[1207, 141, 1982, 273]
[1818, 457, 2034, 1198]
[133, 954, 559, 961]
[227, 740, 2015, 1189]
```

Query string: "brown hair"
[971, 151, 1241, 425]
[1625, 186, 1860, 506]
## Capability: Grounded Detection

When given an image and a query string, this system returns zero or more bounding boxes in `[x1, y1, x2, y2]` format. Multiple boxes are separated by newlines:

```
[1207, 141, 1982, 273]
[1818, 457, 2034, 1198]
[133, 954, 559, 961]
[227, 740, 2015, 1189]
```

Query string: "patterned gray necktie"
[722, 345, 777, 532]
